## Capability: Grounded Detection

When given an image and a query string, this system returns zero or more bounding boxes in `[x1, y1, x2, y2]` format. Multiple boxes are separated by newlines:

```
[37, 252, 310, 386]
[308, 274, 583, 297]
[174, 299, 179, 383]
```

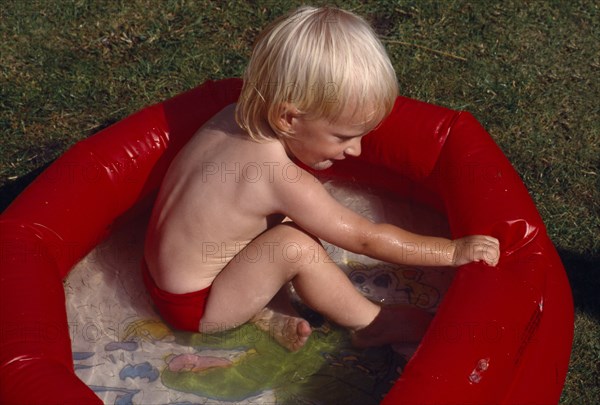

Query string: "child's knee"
[272, 223, 328, 266]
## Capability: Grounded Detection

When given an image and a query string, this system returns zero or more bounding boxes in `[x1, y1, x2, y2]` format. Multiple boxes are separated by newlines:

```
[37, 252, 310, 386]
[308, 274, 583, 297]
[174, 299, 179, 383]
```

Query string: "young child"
[143, 6, 499, 351]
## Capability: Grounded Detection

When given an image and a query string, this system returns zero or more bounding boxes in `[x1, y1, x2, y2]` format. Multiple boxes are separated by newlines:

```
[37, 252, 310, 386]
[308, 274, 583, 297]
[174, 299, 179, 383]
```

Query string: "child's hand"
[451, 235, 500, 267]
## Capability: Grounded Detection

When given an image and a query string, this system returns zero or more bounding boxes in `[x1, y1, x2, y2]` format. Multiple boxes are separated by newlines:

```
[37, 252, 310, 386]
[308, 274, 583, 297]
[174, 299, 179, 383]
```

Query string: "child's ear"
[276, 102, 301, 132]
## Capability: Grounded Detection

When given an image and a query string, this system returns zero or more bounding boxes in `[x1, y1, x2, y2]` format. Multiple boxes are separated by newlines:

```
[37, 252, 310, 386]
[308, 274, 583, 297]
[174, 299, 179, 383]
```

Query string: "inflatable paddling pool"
[0, 78, 573, 404]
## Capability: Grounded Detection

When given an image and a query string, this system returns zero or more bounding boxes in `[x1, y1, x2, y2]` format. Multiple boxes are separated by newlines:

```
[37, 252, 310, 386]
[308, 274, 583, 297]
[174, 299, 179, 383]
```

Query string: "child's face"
[281, 105, 375, 170]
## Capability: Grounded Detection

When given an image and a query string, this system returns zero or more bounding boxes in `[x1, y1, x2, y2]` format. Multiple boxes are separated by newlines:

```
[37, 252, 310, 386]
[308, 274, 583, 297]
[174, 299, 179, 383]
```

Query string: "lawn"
[1, 0, 598, 403]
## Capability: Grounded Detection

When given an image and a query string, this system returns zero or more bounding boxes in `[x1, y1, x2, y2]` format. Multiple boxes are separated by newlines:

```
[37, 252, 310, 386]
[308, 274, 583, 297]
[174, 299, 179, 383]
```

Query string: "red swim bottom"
[141, 261, 211, 332]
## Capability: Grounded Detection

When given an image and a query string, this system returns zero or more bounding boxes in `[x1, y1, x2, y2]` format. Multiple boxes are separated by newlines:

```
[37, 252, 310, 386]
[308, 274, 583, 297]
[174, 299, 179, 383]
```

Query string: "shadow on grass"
[559, 249, 600, 322]
[0, 163, 50, 213]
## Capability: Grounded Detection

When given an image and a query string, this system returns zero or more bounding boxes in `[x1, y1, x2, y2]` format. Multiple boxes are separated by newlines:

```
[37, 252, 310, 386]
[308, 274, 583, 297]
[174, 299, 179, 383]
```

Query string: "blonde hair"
[235, 6, 398, 141]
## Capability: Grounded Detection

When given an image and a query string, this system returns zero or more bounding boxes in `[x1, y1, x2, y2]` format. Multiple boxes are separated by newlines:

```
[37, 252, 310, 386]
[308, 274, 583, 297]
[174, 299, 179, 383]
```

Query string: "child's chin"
[311, 160, 333, 170]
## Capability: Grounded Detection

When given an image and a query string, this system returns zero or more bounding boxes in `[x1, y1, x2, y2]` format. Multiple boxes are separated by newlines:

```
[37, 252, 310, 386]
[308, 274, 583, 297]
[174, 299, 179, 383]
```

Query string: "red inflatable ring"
[0, 78, 573, 404]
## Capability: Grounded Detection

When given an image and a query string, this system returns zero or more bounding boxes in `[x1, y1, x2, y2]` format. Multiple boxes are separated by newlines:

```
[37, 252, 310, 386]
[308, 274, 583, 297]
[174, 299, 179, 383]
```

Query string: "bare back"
[144, 104, 290, 293]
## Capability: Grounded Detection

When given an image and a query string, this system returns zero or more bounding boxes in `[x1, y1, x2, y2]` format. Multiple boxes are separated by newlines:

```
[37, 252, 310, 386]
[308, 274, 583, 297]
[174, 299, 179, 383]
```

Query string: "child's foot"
[252, 307, 312, 351]
[351, 305, 433, 348]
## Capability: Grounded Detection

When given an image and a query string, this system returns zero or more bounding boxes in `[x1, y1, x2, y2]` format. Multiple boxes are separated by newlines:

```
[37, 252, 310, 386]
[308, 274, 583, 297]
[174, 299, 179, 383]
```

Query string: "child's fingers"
[464, 235, 500, 266]
[452, 235, 500, 267]
[476, 237, 500, 266]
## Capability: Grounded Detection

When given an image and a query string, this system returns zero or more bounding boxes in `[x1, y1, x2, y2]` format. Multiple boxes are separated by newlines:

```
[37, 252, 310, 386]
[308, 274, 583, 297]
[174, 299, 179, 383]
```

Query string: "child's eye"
[333, 134, 351, 142]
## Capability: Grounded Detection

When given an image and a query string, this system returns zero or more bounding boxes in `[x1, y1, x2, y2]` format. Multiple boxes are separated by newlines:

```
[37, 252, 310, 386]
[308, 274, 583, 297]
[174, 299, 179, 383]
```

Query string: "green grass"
[1, 0, 598, 403]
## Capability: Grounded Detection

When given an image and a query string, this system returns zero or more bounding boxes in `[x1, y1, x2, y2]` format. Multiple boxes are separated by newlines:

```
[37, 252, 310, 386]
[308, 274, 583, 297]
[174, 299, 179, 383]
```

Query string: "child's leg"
[201, 223, 378, 331]
[200, 223, 431, 349]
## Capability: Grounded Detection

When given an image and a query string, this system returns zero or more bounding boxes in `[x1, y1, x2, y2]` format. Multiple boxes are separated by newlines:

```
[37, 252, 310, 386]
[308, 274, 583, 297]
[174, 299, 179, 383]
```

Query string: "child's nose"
[344, 138, 362, 157]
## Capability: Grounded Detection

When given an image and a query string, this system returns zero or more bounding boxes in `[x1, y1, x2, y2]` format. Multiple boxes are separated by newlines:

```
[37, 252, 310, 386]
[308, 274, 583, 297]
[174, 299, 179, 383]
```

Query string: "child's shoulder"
[192, 104, 290, 164]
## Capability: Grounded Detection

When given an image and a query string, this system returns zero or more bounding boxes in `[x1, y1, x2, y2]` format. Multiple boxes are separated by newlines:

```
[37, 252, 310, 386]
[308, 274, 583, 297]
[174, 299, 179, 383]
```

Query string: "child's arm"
[272, 168, 499, 267]
[345, 223, 499, 267]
